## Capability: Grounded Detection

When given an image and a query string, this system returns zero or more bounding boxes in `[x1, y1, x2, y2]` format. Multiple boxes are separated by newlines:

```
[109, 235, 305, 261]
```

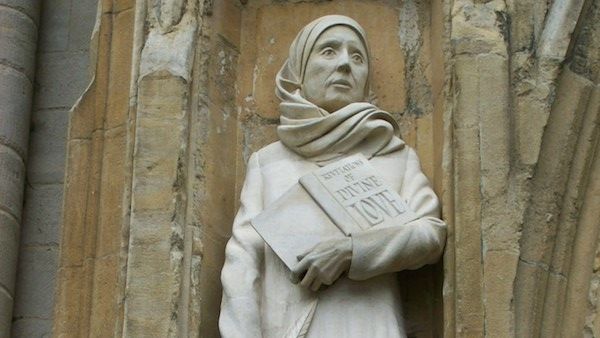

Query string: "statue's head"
[276, 15, 371, 114]
[276, 16, 402, 160]
[302, 23, 369, 112]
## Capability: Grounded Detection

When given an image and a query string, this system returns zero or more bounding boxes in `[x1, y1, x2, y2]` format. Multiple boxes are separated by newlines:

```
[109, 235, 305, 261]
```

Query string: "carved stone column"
[443, 0, 600, 336]
[52, 1, 136, 336]
[0, 1, 40, 336]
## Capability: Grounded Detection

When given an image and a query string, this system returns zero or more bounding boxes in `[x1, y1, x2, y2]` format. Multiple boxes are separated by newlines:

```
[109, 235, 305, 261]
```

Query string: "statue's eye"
[352, 53, 364, 63]
[321, 48, 335, 56]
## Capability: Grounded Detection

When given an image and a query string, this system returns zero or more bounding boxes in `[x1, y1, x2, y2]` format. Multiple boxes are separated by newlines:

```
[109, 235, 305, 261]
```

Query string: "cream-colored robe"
[219, 141, 446, 338]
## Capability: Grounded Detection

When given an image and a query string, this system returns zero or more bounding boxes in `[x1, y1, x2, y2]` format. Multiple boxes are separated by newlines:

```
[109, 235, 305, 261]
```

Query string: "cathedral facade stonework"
[1, 0, 600, 337]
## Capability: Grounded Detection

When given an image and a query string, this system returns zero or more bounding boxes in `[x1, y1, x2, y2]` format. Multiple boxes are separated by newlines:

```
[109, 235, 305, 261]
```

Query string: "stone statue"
[219, 15, 446, 338]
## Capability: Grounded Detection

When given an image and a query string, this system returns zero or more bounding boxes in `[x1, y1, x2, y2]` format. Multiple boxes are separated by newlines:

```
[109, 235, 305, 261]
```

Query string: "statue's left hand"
[290, 237, 352, 291]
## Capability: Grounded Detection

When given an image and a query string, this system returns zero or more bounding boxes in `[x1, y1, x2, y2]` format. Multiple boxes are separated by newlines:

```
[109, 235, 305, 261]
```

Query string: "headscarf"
[276, 15, 404, 164]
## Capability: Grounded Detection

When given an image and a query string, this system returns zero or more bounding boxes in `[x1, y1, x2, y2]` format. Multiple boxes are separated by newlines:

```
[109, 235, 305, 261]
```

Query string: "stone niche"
[193, 0, 446, 336]
[53, 0, 600, 336]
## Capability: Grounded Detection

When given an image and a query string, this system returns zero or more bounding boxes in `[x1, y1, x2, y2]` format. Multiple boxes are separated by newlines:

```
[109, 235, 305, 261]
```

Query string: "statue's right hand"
[289, 237, 352, 291]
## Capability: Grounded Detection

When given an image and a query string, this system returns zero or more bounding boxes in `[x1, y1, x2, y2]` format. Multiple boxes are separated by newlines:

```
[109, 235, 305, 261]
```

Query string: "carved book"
[251, 154, 418, 270]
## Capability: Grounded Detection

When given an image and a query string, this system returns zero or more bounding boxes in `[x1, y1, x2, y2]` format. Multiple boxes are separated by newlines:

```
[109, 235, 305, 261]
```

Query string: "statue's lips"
[330, 79, 352, 89]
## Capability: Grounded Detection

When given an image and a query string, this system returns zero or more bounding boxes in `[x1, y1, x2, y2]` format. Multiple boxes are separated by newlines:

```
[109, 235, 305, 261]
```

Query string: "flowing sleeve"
[219, 152, 265, 338]
[348, 148, 447, 281]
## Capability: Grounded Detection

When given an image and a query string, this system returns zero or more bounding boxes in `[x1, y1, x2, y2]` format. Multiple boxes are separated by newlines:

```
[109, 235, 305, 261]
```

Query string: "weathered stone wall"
[190, 2, 242, 336]
[10, 1, 97, 337]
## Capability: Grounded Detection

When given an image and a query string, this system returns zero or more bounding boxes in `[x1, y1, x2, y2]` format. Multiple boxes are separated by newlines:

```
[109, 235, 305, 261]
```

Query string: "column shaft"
[0, 1, 40, 336]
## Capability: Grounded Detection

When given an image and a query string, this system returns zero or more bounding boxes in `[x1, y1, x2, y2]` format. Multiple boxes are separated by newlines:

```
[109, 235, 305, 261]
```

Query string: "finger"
[322, 267, 344, 286]
[331, 266, 345, 283]
[290, 270, 305, 284]
[296, 243, 319, 261]
[316, 258, 337, 284]
[310, 278, 322, 292]
[300, 265, 318, 289]
[290, 257, 312, 284]
[320, 267, 336, 286]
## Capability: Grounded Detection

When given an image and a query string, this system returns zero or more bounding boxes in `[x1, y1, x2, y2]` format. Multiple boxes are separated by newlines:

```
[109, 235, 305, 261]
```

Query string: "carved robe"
[219, 141, 446, 338]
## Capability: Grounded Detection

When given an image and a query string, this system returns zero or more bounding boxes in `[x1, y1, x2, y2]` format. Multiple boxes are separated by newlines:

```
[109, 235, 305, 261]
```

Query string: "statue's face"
[302, 25, 369, 112]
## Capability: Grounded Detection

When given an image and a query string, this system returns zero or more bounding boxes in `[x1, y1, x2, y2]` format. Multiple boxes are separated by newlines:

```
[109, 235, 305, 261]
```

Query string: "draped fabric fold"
[278, 102, 405, 161]
[275, 15, 405, 163]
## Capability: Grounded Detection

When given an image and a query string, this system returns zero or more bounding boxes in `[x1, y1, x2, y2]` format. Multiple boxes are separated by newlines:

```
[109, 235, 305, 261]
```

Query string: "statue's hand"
[290, 237, 352, 291]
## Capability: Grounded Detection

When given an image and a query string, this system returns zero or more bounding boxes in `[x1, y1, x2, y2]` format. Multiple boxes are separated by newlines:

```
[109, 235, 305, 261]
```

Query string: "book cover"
[251, 154, 418, 270]
[299, 154, 418, 235]
[251, 184, 344, 270]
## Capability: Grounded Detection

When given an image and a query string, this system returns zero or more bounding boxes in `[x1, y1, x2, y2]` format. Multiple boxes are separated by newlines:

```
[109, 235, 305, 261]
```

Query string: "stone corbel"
[140, 0, 198, 81]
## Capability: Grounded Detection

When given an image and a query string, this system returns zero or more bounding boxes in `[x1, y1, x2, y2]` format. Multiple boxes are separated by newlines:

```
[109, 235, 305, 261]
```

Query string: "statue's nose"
[336, 50, 351, 72]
